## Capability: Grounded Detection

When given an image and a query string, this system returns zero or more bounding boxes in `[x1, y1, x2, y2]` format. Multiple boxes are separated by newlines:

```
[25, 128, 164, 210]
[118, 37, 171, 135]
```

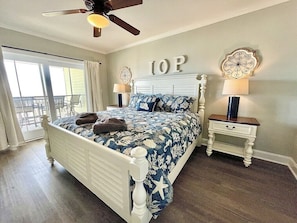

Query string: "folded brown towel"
[93, 118, 127, 134]
[75, 112, 98, 125]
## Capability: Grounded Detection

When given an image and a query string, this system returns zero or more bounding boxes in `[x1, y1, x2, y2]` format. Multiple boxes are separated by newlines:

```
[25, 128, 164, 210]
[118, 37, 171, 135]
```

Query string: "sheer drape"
[84, 61, 104, 111]
[0, 47, 24, 150]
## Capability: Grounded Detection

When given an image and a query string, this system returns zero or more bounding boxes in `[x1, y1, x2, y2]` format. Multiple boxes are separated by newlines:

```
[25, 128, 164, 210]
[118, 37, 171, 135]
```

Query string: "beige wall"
[107, 1, 297, 161]
[0, 27, 109, 108]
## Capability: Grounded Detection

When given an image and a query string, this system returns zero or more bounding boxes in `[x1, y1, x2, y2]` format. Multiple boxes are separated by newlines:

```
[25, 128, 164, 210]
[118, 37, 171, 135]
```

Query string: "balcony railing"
[13, 95, 82, 130]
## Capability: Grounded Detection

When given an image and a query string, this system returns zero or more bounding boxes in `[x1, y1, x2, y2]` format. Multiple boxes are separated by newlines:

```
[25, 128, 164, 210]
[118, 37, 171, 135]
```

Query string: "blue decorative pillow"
[128, 94, 141, 108]
[136, 101, 156, 112]
[155, 94, 195, 113]
[171, 96, 195, 112]
[128, 93, 158, 109]
[155, 94, 175, 112]
[153, 98, 160, 111]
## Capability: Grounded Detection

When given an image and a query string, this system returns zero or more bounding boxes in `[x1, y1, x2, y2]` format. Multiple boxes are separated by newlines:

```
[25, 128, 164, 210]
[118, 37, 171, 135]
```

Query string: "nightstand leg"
[207, 131, 214, 156]
[244, 138, 255, 167]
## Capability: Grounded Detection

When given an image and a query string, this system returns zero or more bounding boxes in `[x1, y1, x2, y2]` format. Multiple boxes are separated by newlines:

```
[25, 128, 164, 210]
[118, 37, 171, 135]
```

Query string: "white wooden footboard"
[42, 116, 151, 223]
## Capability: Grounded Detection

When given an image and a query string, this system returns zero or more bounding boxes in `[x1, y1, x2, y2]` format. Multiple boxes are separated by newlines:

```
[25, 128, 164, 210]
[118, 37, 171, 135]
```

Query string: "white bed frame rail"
[42, 73, 207, 223]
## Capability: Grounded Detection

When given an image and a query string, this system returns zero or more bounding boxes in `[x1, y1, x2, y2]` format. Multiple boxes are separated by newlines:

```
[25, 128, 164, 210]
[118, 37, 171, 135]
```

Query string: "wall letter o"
[158, 59, 169, 74]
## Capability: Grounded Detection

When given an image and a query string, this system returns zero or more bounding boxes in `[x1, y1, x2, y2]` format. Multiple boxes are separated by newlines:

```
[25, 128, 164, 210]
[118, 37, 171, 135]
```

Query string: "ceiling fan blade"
[42, 9, 88, 17]
[108, 14, 140, 35]
[110, 0, 142, 10]
[93, 27, 101, 37]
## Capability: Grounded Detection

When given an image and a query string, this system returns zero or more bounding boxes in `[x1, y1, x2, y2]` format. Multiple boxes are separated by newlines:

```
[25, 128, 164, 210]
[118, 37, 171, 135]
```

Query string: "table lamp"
[113, 84, 131, 107]
[222, 79, 249, 119]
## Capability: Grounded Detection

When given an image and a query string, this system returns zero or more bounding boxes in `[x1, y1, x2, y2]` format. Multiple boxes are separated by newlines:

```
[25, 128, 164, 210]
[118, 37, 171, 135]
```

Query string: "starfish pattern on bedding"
[152, 176, 169, 200]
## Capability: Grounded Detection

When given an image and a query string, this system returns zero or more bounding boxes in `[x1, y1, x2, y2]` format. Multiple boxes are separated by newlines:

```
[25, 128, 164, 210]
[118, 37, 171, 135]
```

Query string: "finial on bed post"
[197, 74, 207, 146]
[41, 115, 54, 166]
[130, 147, 149, 223]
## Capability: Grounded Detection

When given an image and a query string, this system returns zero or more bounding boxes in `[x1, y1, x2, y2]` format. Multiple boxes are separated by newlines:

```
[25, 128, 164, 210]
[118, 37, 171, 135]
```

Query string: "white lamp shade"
[222, 79, 249, 95]
[113, 84, 131, 93]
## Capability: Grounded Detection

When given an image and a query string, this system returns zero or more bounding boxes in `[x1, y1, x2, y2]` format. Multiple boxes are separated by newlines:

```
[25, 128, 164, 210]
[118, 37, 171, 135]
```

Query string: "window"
[3, 47, 87, 141]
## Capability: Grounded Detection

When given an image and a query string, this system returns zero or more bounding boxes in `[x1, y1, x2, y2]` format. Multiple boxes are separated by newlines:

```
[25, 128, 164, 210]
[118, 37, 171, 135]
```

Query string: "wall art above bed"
[120, 66, 132, 84]
[221, 48, 260, 79]
[149, 55, 187, 75]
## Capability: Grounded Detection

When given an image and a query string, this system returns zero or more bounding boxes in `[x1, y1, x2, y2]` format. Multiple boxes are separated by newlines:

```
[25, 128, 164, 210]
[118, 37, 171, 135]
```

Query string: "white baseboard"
[288, 159, 297, 180]
[201, 138, 297, 180]
[253, 149, 297, 180]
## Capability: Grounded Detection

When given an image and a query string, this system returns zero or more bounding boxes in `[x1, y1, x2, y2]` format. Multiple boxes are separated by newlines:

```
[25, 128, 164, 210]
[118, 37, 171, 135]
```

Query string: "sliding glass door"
[3, 49, 86, 141]
[50, 66, 86, 118]
[4, 60, 45, 140]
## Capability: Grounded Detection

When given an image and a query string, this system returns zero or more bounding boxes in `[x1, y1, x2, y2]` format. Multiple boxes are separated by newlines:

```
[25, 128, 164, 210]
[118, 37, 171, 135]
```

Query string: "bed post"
[197, 74, 207, 146]
[131, 79, 135, 94]
[130, 147, 150, 223]
[41, 115, 54, 166]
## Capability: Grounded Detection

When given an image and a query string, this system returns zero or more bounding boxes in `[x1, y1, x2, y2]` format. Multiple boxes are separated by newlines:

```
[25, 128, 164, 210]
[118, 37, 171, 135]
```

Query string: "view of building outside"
[4, 59, 87, 140]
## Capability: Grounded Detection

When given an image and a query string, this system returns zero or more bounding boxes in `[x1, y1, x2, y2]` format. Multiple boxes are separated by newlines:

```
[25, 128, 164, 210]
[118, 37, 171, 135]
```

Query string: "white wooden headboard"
[132, 73, 207, 143]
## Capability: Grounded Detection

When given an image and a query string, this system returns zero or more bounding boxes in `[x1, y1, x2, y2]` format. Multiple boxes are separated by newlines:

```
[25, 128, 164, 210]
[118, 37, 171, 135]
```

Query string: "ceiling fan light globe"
[87, 13, 109, 28]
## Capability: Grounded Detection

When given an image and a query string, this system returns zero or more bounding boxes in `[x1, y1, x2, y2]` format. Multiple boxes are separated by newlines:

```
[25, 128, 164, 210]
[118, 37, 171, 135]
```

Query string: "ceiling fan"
[42, 0, 142, 37]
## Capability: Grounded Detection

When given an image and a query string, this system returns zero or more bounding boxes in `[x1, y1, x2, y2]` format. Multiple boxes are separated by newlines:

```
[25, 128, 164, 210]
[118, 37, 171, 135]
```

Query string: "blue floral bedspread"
[53, 108, 201, 218]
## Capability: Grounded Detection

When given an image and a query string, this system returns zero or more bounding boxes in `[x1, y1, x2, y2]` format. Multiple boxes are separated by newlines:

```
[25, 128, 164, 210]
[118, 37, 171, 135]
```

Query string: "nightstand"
[106, 105, 126, 111]
[207, 114, 260, 167]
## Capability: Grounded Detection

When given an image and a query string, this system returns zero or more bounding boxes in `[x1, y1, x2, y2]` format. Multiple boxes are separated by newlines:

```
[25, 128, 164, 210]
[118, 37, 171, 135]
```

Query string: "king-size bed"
[42, 73, 207, 223]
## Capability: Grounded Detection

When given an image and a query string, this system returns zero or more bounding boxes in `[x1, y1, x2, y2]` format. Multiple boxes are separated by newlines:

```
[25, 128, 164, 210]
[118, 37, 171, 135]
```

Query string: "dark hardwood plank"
[0, 140, 296, 223]
[154, 150, 297, 223]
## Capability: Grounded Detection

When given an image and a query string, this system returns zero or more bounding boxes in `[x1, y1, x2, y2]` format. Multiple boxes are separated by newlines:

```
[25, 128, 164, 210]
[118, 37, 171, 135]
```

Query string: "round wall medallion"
[221, 48, 259, 79]
[120, 66, 132, 84]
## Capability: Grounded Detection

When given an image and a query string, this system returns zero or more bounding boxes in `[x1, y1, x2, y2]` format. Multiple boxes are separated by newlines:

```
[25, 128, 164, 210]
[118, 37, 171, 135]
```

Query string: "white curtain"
[0, 47, 24, 151]
[84, 61, 104, 111]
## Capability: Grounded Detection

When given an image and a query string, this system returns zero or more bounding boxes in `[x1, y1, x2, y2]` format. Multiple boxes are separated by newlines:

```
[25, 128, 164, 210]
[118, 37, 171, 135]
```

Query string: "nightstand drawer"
[211, 121, 252, 135]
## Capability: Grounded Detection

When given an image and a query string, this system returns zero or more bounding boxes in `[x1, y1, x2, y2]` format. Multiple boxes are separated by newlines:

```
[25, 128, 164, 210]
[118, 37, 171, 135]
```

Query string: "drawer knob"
[226, 125, 235, 130]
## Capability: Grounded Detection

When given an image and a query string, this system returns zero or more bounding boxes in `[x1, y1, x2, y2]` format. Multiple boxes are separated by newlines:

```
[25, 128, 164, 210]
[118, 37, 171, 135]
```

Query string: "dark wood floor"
[0, 140, 296, 223]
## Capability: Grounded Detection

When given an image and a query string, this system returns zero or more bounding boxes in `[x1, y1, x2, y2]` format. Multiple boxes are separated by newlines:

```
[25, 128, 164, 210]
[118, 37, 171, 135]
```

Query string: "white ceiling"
[0, 0, 289, 54]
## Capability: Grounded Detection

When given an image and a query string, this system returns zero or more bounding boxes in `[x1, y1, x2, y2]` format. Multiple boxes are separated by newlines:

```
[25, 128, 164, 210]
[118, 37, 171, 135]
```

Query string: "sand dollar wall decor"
[221, 48, 260, 79]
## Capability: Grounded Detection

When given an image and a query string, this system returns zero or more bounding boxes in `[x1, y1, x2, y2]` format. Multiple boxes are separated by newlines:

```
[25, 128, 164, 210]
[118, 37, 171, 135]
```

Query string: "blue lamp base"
[227, 96, 240, 119]
[118, 94, 123, 107]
